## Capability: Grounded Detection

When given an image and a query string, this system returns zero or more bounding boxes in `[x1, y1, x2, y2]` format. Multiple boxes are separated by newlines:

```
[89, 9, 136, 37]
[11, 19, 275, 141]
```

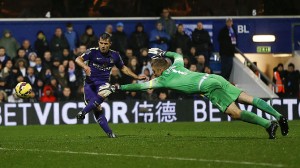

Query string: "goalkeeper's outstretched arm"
[120, 78, 163, 91]
[148, 48, 184, 67]
[164, 52, 184, 67]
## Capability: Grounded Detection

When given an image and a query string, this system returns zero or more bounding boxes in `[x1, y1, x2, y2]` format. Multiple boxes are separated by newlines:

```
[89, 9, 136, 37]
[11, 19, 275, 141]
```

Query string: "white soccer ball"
[15, 82, 32, 98]
[98, 83, 112, 97]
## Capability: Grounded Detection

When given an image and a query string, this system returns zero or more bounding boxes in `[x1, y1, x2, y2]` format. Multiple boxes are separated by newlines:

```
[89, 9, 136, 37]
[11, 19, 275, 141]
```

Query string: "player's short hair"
[99, 33, 112, 42]
[151, 58, 169, 70]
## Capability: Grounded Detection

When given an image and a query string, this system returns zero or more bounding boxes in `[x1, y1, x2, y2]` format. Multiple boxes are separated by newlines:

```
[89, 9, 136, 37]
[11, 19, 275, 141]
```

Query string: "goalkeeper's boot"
[278, 116, 289, 136]
[266, 121, 278, 139]
[76, 111, 85, 120]
[107, 132, 117, 138]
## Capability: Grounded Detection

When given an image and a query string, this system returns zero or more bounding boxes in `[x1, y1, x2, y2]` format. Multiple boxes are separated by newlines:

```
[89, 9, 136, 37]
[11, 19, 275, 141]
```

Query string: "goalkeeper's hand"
[98, 83, 119, 97]
[148, 48, 166, 59]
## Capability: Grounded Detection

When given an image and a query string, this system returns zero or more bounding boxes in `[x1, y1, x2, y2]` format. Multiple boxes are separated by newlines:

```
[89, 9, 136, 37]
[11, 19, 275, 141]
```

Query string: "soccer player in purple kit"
[75, 33, 147, 138]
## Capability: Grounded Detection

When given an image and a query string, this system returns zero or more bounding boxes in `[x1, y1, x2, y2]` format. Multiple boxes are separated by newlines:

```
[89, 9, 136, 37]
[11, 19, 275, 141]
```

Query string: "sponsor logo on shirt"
[92, 63, 112, 71]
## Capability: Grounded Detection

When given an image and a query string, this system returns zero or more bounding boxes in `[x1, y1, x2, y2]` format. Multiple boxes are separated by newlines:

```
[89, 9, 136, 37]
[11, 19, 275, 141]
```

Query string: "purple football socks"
[82, 95, 104, 114]
[93, 109, 112, 134]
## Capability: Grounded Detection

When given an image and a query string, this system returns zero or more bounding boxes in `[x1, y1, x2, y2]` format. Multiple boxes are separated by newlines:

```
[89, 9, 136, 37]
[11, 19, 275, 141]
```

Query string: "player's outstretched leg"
[77, 95, 104, 120]
[240, 110, 279, 139]
[278, 116, 289, 136]
[76, 111, 85, 120]
[93, 109, 116, 138]
[226, 103, 278, 139]
[266, 121, 279, 139]
[252, 97, 289, 136]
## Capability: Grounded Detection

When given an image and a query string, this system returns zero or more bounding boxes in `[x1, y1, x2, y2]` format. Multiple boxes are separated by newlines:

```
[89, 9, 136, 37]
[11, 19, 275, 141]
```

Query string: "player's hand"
[83, 66, 91, 76]
[98, 83, 119, 97]
[148, 48, 166, 59]
[136, 75, 149, 81]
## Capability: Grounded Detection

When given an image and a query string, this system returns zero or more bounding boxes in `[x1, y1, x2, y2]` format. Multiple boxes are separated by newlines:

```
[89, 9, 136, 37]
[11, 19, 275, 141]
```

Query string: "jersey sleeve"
[80, 49, 92, 61]
[164, 52, 184, 67]
[120, 78, 164, 91]
[114, 52, 125, 69]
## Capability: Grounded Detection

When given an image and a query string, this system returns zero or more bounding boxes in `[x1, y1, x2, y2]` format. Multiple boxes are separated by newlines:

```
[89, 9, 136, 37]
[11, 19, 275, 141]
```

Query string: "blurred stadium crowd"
[0, 9, 216, 103]
[0, 6, 299, 103]
[0, 0, 299, 18]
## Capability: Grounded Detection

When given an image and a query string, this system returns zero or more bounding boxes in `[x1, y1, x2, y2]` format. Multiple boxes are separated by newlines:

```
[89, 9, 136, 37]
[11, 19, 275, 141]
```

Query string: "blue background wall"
[0, 17, 299, 54]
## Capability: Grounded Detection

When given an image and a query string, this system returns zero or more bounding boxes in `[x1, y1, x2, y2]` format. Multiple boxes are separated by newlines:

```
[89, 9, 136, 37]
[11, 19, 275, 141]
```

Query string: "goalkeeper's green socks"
[252, 97, 282, 120]
[240, 110, 271, 128]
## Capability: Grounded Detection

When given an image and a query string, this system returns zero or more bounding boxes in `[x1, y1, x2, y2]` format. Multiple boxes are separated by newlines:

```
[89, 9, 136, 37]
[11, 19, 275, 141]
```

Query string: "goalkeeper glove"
[148, 48, 166, 59]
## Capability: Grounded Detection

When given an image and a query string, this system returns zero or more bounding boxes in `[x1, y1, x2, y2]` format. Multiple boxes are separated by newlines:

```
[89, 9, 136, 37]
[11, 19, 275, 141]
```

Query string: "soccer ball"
[98, 83, 114, 97]
[15, 82, 32, 98]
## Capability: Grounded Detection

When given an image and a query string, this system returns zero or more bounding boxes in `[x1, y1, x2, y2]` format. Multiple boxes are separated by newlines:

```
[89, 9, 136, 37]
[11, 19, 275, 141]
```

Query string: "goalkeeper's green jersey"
[120, 51, 242, 112]
[120, 52, 205, 94]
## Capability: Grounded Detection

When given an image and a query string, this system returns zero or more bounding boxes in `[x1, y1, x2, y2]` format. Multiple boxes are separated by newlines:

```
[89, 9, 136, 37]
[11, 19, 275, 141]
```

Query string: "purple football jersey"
[81, 48, 124, 83]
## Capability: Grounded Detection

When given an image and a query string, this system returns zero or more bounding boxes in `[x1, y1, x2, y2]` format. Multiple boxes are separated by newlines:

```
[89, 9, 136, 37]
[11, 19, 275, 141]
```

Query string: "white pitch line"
[0, 148, 285, 167]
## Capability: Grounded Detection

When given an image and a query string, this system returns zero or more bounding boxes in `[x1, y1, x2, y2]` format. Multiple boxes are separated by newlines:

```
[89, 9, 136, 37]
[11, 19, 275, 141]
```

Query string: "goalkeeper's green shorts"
[200, 74, 242, 112]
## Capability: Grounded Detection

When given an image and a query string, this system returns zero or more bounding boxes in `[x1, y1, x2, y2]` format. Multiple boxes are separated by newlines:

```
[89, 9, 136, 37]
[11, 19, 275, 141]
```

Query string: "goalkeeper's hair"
[151, 58, 169, 70]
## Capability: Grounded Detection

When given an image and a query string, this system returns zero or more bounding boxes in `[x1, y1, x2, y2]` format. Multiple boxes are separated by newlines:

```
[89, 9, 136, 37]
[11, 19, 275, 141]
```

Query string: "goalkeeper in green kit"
[99, 48, 289, 139]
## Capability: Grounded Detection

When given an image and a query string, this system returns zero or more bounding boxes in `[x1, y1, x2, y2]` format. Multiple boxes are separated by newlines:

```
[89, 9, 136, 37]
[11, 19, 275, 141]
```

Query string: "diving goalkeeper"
[100, 48, 289, 139]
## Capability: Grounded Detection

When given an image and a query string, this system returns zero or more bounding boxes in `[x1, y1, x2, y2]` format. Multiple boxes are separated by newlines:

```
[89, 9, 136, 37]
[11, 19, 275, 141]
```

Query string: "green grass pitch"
[0, 121, 299, 168]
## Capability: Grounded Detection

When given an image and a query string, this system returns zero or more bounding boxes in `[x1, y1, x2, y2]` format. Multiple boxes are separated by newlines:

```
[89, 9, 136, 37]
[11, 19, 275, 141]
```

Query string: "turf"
[0, 121, 299, 168]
